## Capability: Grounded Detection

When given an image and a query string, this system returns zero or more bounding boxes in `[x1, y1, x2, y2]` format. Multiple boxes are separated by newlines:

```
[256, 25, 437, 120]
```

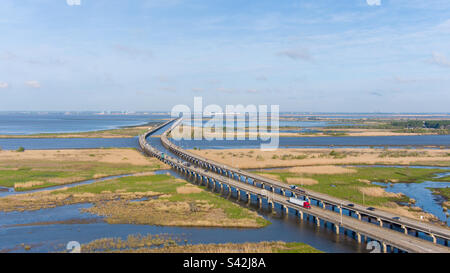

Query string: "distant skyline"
[1, 0, 450, 112]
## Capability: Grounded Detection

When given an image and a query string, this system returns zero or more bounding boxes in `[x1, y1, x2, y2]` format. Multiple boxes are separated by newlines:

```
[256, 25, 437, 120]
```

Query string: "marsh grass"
[79, 234, 321, 253]
[253, 167, 447, 206]
[379, 150, 429, 158]
[59, 174, 269, 228]
[0, 161, 160, 191]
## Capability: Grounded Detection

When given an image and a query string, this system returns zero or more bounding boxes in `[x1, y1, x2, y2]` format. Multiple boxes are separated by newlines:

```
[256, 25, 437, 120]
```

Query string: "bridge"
[139, 118, 450, 253]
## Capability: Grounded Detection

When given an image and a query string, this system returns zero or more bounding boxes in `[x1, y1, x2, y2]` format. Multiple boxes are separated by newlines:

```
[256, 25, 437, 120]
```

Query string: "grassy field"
[79, 234, 321, 253]
[0, 162, 159, 191]
[0, 148, 162, 191]
[253, 167, 448, 207]
[55, 174, 270, 228]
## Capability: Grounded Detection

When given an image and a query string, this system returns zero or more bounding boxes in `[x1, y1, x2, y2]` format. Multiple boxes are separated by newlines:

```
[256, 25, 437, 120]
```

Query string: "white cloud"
[256, 75, 268, 81]
[25, 80, 41, 88]
[114, 45, 153, 59]
[366, 0, 381, 6]
[0, 82, 9, 89]
[428, 52, 450, 67]
[277, 49, 312, 62]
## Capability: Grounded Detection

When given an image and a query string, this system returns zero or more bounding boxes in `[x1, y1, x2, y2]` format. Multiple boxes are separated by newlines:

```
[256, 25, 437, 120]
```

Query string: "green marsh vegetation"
[253, 166, 449, 207]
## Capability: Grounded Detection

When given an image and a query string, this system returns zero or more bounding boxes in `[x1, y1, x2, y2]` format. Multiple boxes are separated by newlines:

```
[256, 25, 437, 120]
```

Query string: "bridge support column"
[237, 190, 241, 201]
[382, 242, 387, 253]
[298, 210, 303, 220]
[257, 197, 262, 208]
[321, 202, 326, 209]
[430, 234, 437, 244]
[335, 224, 339, 235]
[212, 181, 216, 191]
[283, 205, 288, 215]
[220, 183, 223, 194]
[315, 217, 320, 227]
[247, 193, 251, 205]
[377, 218, 383, 227]
[355, 212, 361, 220]
[356, 233, 361, 243]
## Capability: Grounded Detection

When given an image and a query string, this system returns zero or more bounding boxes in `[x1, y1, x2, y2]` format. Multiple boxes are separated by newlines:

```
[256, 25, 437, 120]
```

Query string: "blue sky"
[0, 0, 449, 112]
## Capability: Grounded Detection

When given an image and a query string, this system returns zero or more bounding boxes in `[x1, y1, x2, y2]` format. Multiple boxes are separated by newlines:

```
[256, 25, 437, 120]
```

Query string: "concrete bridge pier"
[334, 224, 340, 235]
[237, 190, 241, 201]
[431, 234, 437, 244]
[321, 202, 326, 209]
[355, 212, 361, 220]
[298, 210, 303, 220]
[257, 197, 262, 208]
[356, 232, 362, 243]
[315, 216, 320, 227]
[382, 242, 387, 253]
[219, 183, 223, 194]
[377, 218, 383, 227]
[247, 193, 251, 205]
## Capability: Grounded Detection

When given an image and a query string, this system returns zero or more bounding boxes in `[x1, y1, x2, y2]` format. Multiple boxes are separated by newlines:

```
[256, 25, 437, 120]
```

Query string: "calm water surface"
[0, 113, 170, 135]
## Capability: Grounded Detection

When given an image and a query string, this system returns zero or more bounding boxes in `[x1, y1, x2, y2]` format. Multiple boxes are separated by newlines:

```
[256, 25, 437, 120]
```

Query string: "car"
[290, 185, 297, 190]
[392, 216, 401, 220]
[367, 207, 375, 211]
[347, 203, 355, 207]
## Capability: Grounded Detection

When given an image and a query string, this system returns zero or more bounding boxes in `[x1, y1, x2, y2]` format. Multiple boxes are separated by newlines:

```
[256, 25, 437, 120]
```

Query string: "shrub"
[16, 146, 25, 152]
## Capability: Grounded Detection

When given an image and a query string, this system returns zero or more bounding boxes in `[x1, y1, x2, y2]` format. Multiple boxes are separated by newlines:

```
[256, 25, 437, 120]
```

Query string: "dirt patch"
[375, 203, 440, 223]
[285, 177, 318, 185]
[289, 165, 357, 174]
[176, 185, 203, 194]
[0, 149, 159, 166]
[358, 187, 402, 198]
[14, 181, 44, 190]
[357, 179, 371, 184]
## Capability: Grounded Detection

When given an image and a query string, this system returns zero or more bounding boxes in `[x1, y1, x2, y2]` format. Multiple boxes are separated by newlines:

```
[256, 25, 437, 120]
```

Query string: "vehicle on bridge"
[290, 185, 306, 195]
[288, 197, 311, 209]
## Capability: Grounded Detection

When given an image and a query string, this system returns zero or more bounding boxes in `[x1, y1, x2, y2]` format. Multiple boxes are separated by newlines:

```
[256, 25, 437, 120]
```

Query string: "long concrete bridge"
[139, 118, 450, 253]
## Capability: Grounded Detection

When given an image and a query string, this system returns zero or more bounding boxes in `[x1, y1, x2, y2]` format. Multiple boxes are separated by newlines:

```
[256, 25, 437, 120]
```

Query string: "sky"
[0, 0, 449, 112]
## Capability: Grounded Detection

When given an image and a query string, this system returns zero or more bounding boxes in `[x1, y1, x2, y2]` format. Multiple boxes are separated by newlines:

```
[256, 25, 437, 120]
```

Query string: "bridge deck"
[140, 118, 450, 253]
